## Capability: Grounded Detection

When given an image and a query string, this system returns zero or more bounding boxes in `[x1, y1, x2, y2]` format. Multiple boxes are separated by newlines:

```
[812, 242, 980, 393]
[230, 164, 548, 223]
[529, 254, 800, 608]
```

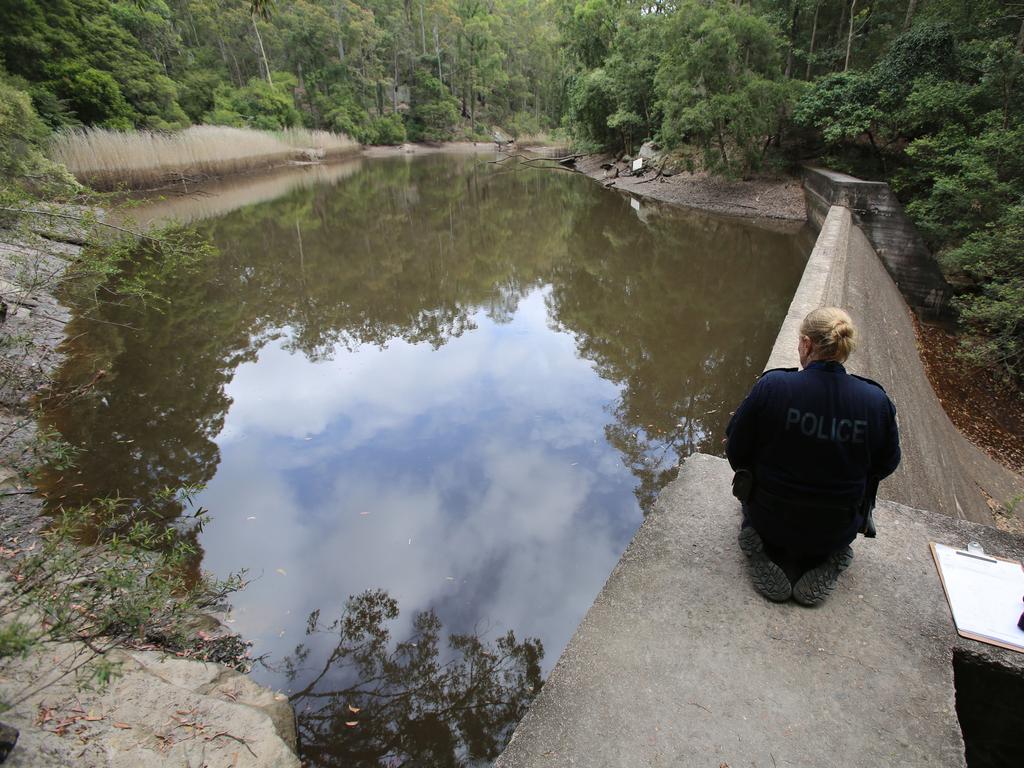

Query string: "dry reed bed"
[49, 125, 359, 191]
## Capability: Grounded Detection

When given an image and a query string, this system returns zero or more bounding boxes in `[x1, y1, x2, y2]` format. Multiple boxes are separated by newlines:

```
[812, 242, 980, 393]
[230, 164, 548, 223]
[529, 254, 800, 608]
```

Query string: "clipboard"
[930, 542, 1024, 653]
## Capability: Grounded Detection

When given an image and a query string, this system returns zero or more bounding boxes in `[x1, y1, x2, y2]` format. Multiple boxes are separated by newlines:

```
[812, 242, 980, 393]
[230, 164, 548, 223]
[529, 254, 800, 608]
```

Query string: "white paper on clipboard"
[932, 543, 1024, 650]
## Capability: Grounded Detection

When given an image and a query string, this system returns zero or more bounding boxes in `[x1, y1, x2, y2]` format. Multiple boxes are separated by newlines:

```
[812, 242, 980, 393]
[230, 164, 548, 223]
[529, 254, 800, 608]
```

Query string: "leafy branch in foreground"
[0, 487, 246, 712]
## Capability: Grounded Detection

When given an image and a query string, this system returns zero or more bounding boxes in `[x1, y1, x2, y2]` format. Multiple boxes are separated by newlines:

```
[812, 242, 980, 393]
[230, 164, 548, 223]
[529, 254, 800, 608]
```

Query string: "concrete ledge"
[497, 454, 1024, 768]
[764, 205, 850, 371]
[803, 167, 949, 314]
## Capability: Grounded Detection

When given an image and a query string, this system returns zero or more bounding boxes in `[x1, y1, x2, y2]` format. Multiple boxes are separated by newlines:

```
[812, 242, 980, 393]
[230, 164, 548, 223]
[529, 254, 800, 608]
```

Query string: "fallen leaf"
[113, 722, 132, 730]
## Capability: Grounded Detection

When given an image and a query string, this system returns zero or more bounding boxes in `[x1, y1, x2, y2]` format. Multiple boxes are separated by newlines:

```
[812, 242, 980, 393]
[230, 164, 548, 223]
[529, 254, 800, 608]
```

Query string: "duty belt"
[752, 485, 862, 518]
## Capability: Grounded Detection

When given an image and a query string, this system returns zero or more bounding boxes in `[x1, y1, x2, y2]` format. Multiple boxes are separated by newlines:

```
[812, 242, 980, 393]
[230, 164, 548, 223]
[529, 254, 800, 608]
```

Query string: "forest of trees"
[1, 1, 1022, 380]
[0, 0, 564, 142]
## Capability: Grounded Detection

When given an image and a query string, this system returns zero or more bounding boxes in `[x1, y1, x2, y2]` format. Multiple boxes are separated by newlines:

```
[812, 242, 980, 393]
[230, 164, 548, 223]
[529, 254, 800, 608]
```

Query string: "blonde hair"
[800, 307, 857, 363]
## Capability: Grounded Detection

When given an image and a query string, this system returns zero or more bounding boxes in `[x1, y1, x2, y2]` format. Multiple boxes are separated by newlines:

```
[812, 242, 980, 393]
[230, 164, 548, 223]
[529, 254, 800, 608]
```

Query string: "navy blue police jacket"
[725, 360, 901, 551]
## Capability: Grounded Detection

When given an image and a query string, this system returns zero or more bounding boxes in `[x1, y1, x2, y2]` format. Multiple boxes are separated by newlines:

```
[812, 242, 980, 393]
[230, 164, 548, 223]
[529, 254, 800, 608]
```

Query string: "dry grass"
[514, 131, 569, 147]
[49, 125, 360, 191]
[277, 127, 360, 158]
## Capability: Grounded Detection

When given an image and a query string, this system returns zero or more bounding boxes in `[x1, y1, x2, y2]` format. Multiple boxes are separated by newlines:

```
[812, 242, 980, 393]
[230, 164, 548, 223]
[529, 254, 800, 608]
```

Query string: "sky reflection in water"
[201, 289, 636, 671]
[41, 154, 809, 763]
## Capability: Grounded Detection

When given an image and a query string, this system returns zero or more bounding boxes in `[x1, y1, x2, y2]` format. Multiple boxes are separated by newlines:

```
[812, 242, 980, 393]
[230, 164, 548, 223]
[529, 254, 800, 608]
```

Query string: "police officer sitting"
[725, 307, 901, 605]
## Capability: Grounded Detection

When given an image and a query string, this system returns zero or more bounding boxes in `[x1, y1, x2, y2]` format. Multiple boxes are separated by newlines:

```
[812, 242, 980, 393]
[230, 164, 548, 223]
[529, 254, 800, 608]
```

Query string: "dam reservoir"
[39, 153, 809, 762]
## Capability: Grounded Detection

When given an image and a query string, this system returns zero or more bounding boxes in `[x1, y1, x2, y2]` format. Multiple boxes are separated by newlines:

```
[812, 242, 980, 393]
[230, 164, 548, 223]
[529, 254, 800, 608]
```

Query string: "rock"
[638, 141, 660, 160]
[293, 147, 324, 162]
[0, 723, 18, 763]
[0, 467, 19, 491]
[0, 644, 300, 768]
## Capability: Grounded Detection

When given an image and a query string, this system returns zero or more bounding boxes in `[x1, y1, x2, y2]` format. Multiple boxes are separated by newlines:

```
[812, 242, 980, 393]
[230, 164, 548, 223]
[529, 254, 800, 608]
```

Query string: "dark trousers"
[742, 502, 860, 580]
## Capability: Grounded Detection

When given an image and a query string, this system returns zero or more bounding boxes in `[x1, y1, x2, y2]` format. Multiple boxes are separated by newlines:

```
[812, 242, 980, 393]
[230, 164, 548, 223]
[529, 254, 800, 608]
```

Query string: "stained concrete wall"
[803, 166, 950, 316]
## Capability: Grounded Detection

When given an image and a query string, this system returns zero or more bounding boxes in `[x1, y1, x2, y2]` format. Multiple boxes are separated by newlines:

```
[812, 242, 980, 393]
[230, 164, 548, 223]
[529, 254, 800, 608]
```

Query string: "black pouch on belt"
[731, 469, 753, 503]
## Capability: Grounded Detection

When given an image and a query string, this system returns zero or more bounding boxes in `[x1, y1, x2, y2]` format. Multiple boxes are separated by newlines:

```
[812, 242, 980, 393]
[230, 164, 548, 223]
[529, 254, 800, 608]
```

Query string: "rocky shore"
[575, 152, 807, 222]
[0, 229, 299, 767]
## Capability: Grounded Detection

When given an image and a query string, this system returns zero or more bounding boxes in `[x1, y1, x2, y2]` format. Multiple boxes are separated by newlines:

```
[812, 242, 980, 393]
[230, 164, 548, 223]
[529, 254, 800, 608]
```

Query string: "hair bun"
[800, 307, 857, 363]
[832, 319, 852, 339]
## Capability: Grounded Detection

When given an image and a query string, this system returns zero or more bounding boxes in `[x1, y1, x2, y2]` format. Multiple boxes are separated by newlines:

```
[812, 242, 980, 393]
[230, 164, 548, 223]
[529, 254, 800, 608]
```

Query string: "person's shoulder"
[848, 372, 897, 411]
[848, 372, 889, 394]
[755, 366, 798, 393]
[759, 366, 798, 381]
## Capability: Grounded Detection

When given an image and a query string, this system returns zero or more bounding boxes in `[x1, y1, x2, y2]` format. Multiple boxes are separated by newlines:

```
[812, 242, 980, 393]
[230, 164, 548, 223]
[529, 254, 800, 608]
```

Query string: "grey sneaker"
[738, 527, 791, 602]
[792, 546, 855, 606]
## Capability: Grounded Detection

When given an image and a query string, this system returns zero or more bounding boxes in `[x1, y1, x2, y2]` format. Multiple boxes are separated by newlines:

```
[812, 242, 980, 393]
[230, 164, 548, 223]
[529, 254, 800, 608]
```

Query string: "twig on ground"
[207, 731, 258, 758]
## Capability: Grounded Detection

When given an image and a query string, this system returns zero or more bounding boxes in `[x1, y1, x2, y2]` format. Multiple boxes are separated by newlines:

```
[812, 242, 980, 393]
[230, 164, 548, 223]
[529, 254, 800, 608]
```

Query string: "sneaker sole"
[750, 553, 792, 602]
[792, 547, 854, 606]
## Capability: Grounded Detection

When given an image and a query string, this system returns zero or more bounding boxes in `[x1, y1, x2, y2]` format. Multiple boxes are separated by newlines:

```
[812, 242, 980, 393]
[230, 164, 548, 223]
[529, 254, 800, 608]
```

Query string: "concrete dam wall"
[803, 166, 950, 316]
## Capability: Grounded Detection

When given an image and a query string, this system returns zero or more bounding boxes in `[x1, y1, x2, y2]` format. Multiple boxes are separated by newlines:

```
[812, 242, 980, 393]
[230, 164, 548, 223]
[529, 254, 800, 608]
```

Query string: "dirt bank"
[575, 153, 807, 222]
[914, 318, 1024, 526]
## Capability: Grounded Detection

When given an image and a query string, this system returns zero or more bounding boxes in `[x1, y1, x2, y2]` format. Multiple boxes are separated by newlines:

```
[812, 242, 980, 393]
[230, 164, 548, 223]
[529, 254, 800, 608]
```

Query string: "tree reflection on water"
[39, 154, 804, 520]
[283, 590, 543, 767]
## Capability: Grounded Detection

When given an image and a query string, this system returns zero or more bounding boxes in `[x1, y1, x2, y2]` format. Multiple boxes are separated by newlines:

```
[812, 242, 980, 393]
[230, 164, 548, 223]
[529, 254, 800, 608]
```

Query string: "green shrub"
[654, 0, 789, 175]
[943, 205, 1024, 382]
[50, 64, 135, 129]
[0, 623, 35, 660]
[205, 78, 301, 131]
[0, 79, 81, 197]
[365, 113, 407, 145]
[408, 72, 459, 142]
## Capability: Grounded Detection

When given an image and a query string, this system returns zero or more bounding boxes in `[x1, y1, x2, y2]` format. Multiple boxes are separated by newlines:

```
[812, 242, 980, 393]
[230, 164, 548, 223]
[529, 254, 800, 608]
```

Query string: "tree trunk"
[469, 41, 476, 129]
[835, 1, 848, 70]
[252, 14, 273, 85]
[806, 2, 820, 79]
[784, 2, 800, 79]
[419, 1, 428, 56]
[903, 0, 919, 32]
[845, 0, 857, 72]
[393, 50, 399, 112]
[1018, 17, 1024, 54]
[434, 25, 443, 82]
[866, 130, 886, 173]
[335, 4, 346, 62]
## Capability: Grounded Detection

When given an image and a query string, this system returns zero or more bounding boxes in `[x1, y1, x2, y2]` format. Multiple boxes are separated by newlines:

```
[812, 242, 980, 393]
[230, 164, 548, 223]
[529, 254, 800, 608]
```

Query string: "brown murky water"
[40, 154, 809, 765]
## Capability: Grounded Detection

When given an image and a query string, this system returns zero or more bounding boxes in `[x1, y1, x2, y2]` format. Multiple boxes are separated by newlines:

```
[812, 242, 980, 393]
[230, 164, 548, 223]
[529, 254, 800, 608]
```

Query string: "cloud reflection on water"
[199, 289, 639, 679]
